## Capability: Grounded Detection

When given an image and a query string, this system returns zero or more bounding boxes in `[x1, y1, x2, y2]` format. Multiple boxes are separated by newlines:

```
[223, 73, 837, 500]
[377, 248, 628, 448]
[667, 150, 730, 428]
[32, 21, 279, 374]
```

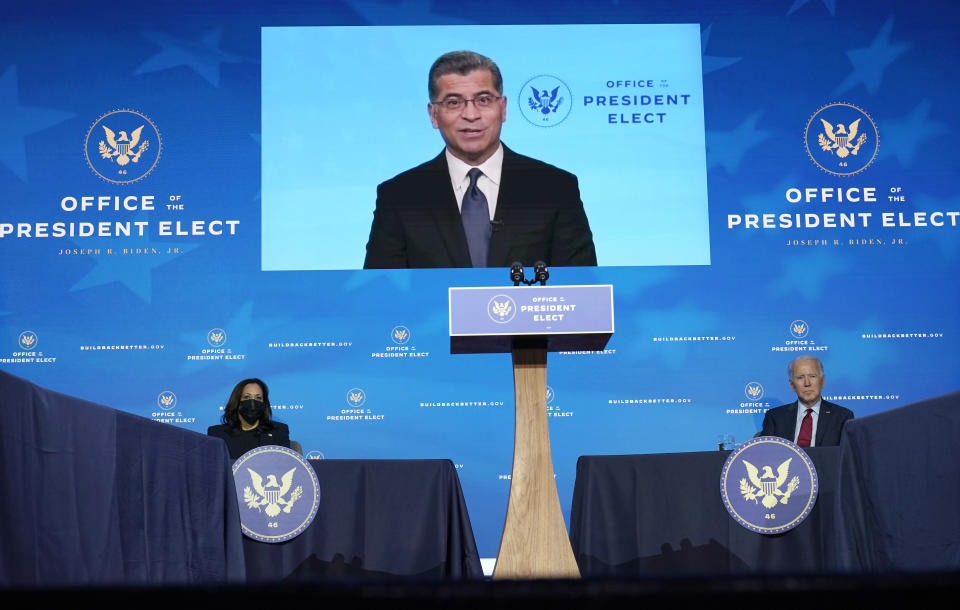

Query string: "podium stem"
[493, 343, 580, 579]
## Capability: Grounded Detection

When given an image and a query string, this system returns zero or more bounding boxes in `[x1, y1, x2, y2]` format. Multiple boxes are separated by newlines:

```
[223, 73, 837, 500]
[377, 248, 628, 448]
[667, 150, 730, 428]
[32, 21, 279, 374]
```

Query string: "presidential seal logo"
[519, 75, 572, 127]
[789, 319, 809, 339]
[346, 387, 366, 408]
[546, 385, 555, 405]
[487, 294, 517, 324]
[207, 328, 227, 347]
[18, 331, 38, 350]
[233, 446, 321, 543]
[157, 390, 177, 410]
[720, 436, 819, 534]
[84, 109, 162, 184]
[391, 325, 411, 345]
[744, 382, 764, 401]
[305, 450, 326, 460]
[804, 103, 878, 176]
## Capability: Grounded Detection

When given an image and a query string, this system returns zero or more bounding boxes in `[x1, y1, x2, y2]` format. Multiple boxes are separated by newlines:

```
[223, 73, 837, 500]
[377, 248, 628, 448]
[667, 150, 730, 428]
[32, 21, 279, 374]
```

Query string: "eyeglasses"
[432, 94, 503, 112]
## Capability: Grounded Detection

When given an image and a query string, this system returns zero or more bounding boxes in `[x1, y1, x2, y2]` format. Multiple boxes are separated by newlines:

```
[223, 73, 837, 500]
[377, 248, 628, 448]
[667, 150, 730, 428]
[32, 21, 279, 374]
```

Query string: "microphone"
[490, 220, 504, 232]
[533, 261, 549, 286]
[509, 262, 524, 286]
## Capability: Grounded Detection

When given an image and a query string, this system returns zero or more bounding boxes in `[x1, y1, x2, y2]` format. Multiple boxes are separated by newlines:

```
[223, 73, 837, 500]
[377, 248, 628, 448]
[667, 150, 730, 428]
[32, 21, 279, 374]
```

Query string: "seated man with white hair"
[760, 356, 854, 447]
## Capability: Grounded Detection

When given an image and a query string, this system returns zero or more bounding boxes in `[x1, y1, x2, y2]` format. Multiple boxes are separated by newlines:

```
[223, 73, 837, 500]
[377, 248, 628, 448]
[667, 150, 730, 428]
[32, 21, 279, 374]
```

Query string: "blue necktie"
[461, 168, 491, 268]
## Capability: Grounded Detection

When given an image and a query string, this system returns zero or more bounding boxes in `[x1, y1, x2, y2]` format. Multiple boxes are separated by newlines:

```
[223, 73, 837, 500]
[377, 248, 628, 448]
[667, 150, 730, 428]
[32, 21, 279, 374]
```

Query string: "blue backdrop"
[1, 0, 958, 561]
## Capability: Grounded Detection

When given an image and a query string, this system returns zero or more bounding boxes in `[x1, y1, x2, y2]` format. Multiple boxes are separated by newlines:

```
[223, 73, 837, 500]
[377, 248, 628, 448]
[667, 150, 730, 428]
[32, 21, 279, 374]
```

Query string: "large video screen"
[261, 24, 709, 270]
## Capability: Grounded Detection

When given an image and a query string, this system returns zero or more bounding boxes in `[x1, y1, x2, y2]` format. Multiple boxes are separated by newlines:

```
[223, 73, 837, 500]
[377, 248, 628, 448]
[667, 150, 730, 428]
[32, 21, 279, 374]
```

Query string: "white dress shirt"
[793, 399, 822, 446]
[444, 144, 503, 221]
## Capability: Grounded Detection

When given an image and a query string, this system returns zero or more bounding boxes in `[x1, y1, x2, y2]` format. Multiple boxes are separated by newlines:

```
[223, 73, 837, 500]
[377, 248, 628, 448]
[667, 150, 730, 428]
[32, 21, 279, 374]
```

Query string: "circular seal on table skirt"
[232, 446, 320, 543]
[720, 436, 819, 534]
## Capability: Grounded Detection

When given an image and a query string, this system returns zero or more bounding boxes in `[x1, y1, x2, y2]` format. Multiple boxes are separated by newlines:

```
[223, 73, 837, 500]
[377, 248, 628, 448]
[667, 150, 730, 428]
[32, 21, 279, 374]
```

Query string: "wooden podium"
[449, 285, 614, 579]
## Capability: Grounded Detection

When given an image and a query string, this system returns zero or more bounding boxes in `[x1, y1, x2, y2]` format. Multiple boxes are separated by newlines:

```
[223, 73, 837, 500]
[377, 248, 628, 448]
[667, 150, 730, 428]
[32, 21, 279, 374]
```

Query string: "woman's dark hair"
[222, 378, 275, 431]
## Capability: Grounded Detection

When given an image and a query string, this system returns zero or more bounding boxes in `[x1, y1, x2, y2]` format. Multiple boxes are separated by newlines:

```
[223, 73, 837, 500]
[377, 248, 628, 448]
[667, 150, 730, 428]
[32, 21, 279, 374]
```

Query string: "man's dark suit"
[363, 145, 597, 268]
[760, 400, 854, 447]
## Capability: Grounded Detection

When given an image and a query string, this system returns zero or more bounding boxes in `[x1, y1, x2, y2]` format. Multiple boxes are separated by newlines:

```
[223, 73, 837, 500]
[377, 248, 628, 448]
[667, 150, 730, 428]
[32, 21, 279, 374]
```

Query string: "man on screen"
[760, 356, 854, 447]
[363, 50, 597, 269]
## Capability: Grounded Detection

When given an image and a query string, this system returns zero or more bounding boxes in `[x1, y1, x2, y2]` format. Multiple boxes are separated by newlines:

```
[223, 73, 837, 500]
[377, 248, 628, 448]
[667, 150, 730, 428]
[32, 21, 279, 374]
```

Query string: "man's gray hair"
[428, 50, 503, 100]
[788, 356, 824, 378]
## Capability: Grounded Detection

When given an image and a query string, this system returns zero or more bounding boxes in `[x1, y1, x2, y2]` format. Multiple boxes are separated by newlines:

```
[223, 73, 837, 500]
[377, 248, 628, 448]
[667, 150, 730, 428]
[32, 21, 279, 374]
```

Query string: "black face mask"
[238, 399, 266, 424]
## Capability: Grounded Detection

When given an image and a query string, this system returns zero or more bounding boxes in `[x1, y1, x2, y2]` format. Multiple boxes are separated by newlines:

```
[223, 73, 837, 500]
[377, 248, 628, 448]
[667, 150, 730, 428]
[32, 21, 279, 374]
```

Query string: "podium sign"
[449, 285, 614, 353]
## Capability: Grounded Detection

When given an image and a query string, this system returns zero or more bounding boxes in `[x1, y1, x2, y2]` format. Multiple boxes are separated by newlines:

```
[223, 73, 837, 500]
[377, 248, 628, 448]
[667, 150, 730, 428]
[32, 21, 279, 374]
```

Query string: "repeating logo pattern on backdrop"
[346, 387, 366, 408]
[744, 382, 764, 401]
[804, 103, 878, 176]
[391, 325, 411, 345]
[18, 331, 38, 350]
[207, 328, 227, 347]
[157, 390, 177, 410]
[232, 446, 321, 543]
[789, 320, 809, 339]
[720, 436, 819, 534]
[84, 109, 162, 184]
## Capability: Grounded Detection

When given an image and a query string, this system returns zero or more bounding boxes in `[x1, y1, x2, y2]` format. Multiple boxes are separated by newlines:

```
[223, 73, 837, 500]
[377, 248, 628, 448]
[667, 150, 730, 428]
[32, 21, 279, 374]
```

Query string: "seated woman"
[207, 378, 290, 459]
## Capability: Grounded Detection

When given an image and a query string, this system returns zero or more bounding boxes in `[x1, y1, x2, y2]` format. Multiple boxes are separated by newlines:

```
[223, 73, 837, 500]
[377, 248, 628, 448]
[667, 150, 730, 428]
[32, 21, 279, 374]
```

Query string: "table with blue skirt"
[569, 447, 840, 577]
[240, 458, 483, 580]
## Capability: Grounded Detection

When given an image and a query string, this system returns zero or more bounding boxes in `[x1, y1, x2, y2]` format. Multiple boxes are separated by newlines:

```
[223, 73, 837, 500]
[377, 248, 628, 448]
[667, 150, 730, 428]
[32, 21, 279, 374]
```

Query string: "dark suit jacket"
[760, 400, 854, 447]
[363, 145, 597, 268]
[207, 422, 290, 460]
